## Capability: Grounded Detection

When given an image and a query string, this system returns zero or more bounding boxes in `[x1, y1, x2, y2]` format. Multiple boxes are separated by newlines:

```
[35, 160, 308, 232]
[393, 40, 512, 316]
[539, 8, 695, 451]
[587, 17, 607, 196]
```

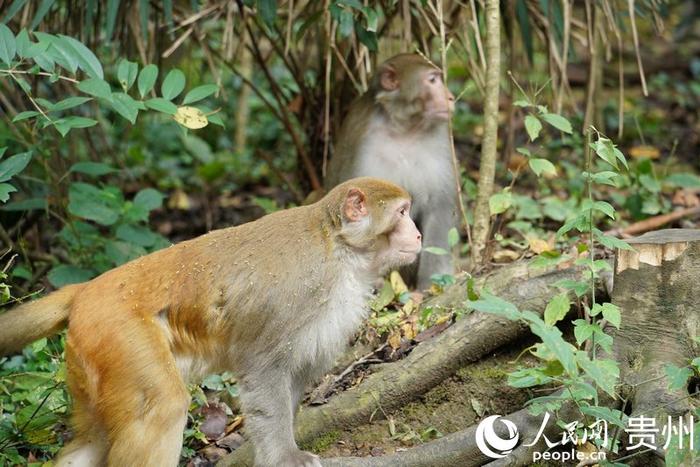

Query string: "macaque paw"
[278, 449, 323, 467]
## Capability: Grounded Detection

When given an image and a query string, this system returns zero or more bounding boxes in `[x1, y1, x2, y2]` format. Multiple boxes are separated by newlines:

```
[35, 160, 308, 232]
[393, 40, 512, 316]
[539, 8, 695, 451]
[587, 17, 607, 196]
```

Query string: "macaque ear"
[343, 188, 368, 222]
[379, 66, 399, 91]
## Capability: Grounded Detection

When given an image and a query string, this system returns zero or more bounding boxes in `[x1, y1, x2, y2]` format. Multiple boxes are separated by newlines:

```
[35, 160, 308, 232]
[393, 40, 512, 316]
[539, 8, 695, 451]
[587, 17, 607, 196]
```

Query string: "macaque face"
[385, 200, 422, 267]
[421, 69, 455, 121]
[340, 189, 421, 271]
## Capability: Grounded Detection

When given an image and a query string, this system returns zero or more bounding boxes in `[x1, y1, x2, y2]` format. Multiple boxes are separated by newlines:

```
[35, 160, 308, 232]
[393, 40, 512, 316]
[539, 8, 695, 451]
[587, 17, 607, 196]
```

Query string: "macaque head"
[373, 54, 455, 129]
[328, 177, 422, 273]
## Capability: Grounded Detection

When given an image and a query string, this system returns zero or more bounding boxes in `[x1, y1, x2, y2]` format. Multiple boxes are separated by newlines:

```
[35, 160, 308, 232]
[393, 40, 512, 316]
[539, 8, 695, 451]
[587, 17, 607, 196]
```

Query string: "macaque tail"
[0, 284, 81, 356]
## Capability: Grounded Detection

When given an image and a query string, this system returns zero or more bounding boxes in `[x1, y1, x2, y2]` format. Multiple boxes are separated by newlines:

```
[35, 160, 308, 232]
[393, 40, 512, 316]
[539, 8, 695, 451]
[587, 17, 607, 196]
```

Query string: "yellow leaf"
[527, 236, 554, 254]
[629, 145, 660, 159]
[174, 106, 208, 129]
[390, 270, 408, 295]
[168, 188, 192, 210]
[388, 331, 401, 349]
[401, 322, 416, 340]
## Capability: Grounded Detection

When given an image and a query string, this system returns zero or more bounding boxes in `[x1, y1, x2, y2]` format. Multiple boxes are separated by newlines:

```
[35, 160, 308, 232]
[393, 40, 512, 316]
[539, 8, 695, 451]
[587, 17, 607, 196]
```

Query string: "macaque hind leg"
[240, 367, 321, 467]
[90, 322, 190, 467]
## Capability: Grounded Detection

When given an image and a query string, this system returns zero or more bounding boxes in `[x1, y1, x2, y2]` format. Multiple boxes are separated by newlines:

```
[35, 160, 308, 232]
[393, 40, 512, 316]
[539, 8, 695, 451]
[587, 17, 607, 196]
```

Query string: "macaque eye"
[399, 207, 407, 216]
[429, 75, 437, 84]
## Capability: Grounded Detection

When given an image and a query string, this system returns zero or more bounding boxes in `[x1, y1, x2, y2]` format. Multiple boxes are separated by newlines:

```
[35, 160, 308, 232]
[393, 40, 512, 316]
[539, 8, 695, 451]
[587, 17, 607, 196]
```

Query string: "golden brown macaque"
[326, 53, 458, 290]
[0, 177, 421, 467]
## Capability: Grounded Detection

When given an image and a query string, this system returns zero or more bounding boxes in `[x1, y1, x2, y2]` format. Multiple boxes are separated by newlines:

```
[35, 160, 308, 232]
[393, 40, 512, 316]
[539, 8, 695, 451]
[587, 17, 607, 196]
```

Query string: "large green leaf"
[47, 265, 94, 287]
[161, 69, 185, 100]
[0, 151, 31, 182]
[58, 34, 103, 79]
[182, 84, 218, 104]
[78, 77, 112, 100]
[137, 64, 158, 97]
[110, 92, 139, 123]
[0, 23, 16, 65]
[68, 182, 120, 225]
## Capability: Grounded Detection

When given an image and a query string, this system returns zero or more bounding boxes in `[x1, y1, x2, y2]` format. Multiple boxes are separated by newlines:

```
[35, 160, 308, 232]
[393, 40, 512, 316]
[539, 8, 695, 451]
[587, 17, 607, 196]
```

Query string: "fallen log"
[219, 262, 605, 466]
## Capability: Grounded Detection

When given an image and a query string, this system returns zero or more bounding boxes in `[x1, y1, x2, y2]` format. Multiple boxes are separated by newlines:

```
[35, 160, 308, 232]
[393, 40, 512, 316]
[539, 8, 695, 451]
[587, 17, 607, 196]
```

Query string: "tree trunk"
[611, 229, 700, 449]
[470, 0, 501, 266]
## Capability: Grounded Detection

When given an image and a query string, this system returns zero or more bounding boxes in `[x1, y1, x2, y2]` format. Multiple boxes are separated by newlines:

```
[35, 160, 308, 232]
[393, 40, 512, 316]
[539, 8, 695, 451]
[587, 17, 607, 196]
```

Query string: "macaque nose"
[417, 233, 422, 242]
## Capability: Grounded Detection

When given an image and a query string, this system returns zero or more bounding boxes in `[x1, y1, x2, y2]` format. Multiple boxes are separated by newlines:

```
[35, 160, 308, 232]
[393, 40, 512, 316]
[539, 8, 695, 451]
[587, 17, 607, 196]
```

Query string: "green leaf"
[594, 230, 634, 251]
[489, 190, 512, 214]
[47, 265, 94, 287]
[588, 171, 620, 187]
[70, 161, 117, 177]
[527, 314, 578, 376]
[665, 173, 700, 189]
[145, 97, 178, 115]
[664, 364, 693, 391]
[424, 246, 448, 255]
[592, 201, 615, 219]
[529, 158, 557, 177]
[35, 32, 79, 73]
[447, 227, 459, 248]
[29, 0, 56, 30]
[68, 182, 120, 225]
[117, 59, 138, 91]
[182, 84, 218, 105]
[544, 293, 570, 326]
[0, 151, 31, 182]
[524, 114, 542, 141]
[258, 0, 277, 27]
[338, 10, 354, 37]
[516, 146, 532, 157]
[50, 96, 92, 112]
[541, 113, 572, 134]
[105, 0, 120, 40]
[58, 34, 103, 79]
[469, 293, 521, 320]
[115, 224, 159, 247]
[133, 188, 163, 211]
[576, 353, 619, 396]
[1, 0, 29, 24]
[600, 302, 621, 328]
[579, 406, 627, 429]
[77, 77, 112, 100]
[53, 116, 97, 136]
[0, 23, 16, 65]
[12, 110, 39, 122]
[15, 28, 30, 57]
[110, 92, 139, 123]
[161, 69, 185, 100]
[0, 183, 17, 202]
[573, 319, 596, 346]
[137, 64, 158, 98]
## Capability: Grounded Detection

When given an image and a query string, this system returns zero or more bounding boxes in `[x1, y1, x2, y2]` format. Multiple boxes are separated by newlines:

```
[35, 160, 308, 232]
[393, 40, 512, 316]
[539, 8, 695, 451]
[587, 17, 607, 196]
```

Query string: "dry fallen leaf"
[174, 106, 209, 129]
[527, 235, 555, 254]
[492, 249, 520, 262]
[387, 331, 402, 349]
[390, 271, 408, 295]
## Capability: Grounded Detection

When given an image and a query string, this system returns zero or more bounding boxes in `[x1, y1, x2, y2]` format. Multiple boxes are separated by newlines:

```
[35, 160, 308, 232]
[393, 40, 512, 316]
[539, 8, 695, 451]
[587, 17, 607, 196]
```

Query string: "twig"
[255, 149, 305, 204]
[605, 206, 700, 238]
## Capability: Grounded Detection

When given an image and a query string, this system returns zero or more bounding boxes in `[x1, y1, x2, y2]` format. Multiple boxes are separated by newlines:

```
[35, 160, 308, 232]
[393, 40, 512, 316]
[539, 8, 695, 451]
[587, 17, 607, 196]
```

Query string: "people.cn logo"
[475, 415, 519, 459]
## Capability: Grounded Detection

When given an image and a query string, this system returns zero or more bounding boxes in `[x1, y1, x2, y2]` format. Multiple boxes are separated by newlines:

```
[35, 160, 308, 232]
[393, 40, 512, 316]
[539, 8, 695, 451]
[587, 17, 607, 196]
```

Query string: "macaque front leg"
[240, 368, 321, 467]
